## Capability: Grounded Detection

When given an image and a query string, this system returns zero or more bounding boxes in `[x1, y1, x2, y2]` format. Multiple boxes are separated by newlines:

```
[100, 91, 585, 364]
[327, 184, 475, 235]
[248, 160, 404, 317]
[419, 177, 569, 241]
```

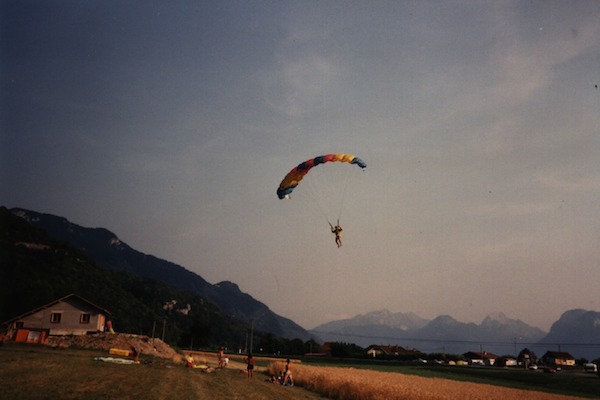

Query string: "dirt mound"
[46, 333, 181, 362]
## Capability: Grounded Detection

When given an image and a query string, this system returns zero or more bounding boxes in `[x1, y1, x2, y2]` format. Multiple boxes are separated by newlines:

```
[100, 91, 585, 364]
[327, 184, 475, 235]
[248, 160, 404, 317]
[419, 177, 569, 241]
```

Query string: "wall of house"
[16, 298, 106, 336]
[14, 329, 49, 344]
[555, 358, 576, 366]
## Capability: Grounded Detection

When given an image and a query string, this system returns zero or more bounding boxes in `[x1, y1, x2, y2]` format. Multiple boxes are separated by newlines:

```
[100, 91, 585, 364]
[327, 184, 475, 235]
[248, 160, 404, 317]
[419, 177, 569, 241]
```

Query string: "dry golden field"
[267, 361, 593, 400]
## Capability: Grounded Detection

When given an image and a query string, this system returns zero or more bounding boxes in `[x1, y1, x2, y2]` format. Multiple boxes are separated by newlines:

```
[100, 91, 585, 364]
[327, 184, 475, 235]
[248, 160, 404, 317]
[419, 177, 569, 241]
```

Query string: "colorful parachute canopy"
[277, 154, 367, 199]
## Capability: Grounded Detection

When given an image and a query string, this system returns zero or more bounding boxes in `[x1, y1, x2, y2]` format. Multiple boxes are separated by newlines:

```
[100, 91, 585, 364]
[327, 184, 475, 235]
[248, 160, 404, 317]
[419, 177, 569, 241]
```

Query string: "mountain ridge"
[311, 308, 600, 359]
[0, 206, 249, 348]
[10, 208, 313, 341]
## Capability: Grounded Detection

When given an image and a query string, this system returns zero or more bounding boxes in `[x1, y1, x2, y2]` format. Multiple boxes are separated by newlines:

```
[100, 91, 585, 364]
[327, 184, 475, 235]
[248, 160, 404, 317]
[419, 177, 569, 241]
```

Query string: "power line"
[311, 330, 600, 348]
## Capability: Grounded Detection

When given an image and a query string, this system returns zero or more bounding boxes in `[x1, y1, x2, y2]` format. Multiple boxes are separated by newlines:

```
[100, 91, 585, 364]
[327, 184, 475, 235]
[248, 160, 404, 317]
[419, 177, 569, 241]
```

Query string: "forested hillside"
[10, 207, 312, 341]
[0, 207, 247, 349]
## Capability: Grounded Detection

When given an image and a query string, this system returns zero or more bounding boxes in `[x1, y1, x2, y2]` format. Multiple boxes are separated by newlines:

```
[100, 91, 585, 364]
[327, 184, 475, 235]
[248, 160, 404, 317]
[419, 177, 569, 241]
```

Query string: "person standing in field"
[185, 354, 195, 368]
[246, 354, 255, 378]
[130, 346, 139, 364]
[283, 358, 293, 386]
[217, 347, 225, 368]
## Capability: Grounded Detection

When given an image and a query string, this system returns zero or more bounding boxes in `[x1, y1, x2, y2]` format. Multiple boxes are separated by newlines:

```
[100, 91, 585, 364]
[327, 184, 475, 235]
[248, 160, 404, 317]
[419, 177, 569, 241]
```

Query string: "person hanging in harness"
[330, 222, 343, 248]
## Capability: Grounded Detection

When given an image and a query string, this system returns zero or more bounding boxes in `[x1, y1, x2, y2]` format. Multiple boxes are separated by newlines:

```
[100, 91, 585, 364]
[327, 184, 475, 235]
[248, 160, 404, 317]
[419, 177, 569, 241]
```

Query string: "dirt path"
[185, 368, 327, 400]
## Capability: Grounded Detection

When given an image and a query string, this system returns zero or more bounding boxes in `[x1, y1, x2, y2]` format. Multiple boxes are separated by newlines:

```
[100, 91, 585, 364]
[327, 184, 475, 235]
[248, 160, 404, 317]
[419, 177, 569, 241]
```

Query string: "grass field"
[0, 344, 323, 400]
[1, 343, 598, 399]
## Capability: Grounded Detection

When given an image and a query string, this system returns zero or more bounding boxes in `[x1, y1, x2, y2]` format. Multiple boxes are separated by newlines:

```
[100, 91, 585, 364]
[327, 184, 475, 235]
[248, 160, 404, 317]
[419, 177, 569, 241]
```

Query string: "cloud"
[469, 201, 556, 221]
[489, 4, 600, 105]
[535, 172, 600, 192]
[264, 51, 342, 117]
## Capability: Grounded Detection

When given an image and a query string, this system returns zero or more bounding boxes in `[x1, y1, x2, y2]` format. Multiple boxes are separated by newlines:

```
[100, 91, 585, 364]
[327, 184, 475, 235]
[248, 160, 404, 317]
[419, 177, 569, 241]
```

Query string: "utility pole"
[480, 344, 484, 365]
[249, 319, 254, 354]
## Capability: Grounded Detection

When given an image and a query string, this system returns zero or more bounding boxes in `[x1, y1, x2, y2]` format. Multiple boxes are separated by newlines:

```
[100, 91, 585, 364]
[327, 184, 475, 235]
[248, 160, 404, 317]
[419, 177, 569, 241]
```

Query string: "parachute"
[277, 154, 367, 199]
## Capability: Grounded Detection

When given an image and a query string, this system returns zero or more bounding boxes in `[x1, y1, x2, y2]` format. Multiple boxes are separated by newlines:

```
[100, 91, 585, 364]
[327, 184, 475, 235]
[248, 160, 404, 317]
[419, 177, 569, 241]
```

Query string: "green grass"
[0, 344, 325, 400]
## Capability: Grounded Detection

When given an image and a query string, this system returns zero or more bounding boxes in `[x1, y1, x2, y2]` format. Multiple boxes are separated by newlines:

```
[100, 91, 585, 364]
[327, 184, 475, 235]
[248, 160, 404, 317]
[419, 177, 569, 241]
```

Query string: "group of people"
[186, 348, 228, 369]
[246, 355, 293, 386]
[184, 348, 293, 386]
[267, 358, 293, 386]
[185, 353, 217, 373]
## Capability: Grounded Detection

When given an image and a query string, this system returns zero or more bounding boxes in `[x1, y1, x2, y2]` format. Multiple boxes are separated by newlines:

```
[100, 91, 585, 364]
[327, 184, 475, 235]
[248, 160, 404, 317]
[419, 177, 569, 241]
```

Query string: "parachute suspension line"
[297, 171, 333, 227]
[298, 161, 355, 229]
[335, 164, 354, 224]
[277, 154, 367, 230]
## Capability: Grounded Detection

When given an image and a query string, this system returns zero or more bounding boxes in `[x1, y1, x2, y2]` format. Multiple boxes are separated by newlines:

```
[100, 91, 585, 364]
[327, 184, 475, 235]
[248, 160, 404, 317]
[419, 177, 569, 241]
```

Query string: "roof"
[542, 351, 575, 359]
[2, 293, 111, 326]
[463, 351, 500, 360]
[366, 345, 418, 355]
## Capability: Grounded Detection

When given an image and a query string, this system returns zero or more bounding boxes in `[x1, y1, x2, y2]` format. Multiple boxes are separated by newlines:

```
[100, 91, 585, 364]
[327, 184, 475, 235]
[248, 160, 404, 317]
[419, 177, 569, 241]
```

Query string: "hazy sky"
[2, 1, 599, 332]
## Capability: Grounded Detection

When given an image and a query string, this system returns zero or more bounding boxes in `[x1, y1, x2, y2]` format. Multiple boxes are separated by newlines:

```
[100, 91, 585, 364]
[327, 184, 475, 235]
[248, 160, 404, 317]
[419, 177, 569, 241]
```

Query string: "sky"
[2, 0, 600, 333]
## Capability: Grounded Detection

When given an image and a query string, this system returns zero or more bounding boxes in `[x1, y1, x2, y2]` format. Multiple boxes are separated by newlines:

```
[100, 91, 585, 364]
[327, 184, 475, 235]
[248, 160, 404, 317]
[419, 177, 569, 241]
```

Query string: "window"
[50, 313, 62, 323]
[80, 313, 91, 324]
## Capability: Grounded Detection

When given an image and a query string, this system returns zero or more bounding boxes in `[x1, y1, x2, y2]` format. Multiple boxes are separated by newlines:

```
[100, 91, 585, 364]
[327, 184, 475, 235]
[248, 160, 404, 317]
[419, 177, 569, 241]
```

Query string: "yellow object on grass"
[109, 348, 131, 356]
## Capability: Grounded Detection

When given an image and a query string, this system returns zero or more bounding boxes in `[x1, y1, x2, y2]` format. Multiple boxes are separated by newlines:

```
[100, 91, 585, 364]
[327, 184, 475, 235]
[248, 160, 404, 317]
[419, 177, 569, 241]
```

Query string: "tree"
[517, 348, 538, 368]
[330, 342, 364, 358]
[304, 339, 321, 354]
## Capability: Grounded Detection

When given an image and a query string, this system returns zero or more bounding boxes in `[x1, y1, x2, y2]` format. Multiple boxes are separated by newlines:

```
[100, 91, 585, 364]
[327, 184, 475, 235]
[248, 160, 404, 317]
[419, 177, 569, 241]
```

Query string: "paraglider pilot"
[331, 224, 343, 248]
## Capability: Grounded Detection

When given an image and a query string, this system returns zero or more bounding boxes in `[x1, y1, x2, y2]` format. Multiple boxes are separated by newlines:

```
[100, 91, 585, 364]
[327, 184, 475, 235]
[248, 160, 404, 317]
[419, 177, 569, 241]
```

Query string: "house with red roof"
[463, 351, 499, 366]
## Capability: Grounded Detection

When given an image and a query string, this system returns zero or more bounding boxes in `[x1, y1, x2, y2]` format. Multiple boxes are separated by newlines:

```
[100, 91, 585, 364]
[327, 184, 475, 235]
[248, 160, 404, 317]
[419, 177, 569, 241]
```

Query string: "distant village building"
[463, 351, 499, 366]
[366, 345, 420, 358]
[541, 351, 576, 367]
[517, 348, 537, 368]
[319, 342, 333, 357]
[2, 294, 111, 344]
[495, 356, 518, 367]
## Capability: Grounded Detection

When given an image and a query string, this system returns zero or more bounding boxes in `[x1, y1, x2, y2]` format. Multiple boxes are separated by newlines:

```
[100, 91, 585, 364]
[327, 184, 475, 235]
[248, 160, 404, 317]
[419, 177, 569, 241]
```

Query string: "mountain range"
[6, 207, 600, 360]
[310, 309, 600, 360]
